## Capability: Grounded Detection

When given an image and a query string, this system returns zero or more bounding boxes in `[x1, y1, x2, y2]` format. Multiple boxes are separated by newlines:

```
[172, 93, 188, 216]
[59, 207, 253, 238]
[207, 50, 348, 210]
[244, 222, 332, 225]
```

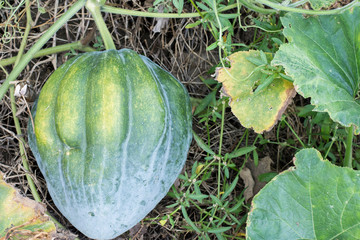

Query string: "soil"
[0, 1, 315, 239]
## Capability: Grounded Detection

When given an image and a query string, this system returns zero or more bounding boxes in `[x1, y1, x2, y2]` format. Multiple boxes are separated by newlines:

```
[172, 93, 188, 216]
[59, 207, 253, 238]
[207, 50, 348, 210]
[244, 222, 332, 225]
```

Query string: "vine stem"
[10, 87, 41, 202]
[102, 0, 358, 17]
[256, 0, 360, 15]
[0, 0, 86, 101]
[344, 126, 354, 168]
[102, 3, 239, 18]
[86, 0, 116, 50]
[8, 0, 42, 203]
[14, 0, 32, 66]
[237, 0, 276, 14]
[0, 41, 95, 67]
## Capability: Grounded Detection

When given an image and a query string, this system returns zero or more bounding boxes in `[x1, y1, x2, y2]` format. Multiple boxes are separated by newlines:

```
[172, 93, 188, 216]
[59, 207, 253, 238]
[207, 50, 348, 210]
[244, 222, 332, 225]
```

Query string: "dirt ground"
[0, 1, 309, 239]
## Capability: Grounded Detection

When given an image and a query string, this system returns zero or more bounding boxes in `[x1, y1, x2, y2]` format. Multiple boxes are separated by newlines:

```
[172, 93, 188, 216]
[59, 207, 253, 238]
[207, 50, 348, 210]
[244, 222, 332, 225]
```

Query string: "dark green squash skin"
[28, 49, 192, 239]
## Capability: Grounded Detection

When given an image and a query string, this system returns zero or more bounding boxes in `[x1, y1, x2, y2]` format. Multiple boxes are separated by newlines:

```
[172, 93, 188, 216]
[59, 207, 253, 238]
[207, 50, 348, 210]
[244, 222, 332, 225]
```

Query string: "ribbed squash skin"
[28, 49, 192, 239]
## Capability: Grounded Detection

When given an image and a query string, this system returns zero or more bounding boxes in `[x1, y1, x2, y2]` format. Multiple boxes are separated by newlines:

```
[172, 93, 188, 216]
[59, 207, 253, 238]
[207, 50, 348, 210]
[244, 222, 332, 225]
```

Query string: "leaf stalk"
[344, 126, 354, 168]
[101, 3, 239, 18]
[86, 0, 116, 50]
[0, 41, 95, 67]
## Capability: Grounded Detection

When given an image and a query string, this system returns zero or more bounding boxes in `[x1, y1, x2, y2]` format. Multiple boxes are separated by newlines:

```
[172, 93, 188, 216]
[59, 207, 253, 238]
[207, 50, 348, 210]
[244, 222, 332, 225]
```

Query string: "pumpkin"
[28, 49, 192, 239]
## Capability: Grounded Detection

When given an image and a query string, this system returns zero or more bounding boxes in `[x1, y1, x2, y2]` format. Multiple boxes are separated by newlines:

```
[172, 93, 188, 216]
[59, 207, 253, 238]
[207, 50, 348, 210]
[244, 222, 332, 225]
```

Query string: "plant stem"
[101, 0, 355, 18]
[188, 0, 205, 18]
[0, 0, 86, 101]
[217, 100, 226, 197]
[283, 118, 306, 148]
[8, 0, 42, 203]
[13, 0, 32, 66]
[10, 87, 42, 202]
[344, 125, 354, 168]
[218, 100, 226, 155]
[0, 41, 95, 67]
[237, 0, 276, 14]
[256, 0, 360, 15]
[102, 3, 239, 18]
[86, 0, 116, 50]
[324, 125, 338, 159]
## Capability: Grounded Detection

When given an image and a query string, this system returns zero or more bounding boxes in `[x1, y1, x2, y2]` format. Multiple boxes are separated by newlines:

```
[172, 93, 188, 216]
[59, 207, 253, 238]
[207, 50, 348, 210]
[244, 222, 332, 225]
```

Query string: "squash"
[28, 49, 192, 239]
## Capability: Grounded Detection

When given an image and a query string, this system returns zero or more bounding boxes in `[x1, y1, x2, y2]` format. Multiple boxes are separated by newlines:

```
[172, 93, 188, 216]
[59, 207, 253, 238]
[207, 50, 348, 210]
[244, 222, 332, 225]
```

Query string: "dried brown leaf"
[239, 167, 255, 203]
[246, 156, 273, 195]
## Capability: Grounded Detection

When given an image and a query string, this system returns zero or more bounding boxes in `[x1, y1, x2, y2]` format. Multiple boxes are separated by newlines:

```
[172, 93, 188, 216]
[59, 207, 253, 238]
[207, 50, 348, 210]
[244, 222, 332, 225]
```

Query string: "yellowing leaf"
[159, 219, 167, 226]
[195, 164, 205, 175]
[216, 50, 295, 133]
[0, 172, 56, 239]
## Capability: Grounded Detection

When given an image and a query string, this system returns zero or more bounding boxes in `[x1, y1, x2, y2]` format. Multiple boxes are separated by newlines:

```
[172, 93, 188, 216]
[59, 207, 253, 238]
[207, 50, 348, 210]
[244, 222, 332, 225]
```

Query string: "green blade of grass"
[181, 206, 202, 233]
[228, 146, 256, 159]
[221, 175, 239, 200]
[193, 131, 216, 155]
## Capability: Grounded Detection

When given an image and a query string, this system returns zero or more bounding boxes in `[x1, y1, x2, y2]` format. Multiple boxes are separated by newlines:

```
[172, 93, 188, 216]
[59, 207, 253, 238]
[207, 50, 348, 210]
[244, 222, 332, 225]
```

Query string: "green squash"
[28, 49, 192, 239]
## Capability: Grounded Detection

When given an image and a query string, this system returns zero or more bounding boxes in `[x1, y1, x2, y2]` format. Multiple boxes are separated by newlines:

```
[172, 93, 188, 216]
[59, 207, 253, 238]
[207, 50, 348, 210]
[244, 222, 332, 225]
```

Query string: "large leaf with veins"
[246, 148, 360, 239]
[272, 8, 360, 134]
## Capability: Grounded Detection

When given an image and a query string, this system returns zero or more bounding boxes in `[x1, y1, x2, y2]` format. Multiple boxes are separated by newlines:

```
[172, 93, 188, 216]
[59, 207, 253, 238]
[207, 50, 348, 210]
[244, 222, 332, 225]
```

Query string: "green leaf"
[272, 9, 360, 134]
[208, 226, 232, 233]
[186, 20, 202, 29]
[193, 131, 216, 155]
[216, 50, 296, 133]
[228, 213, 241, 225]
[297, 104, 315, 117]
[257, 172, 277, 182]
[206, 41, 218, 51]
[259, 51, 268, 65]
[253, 74, 276, 95]
[228, 146, 256, 159]
[188, 194, 209, 202]
[219, 13, 240, 19]
[253, 150, 258, 166]
[271, 37, 283, 46]
[221, 175, 239, 200]
[308, 0, 337, 10]
[0, 172, 56, 239]
[172, 0, 183, 13]
[229, 198, 244, 213]
[194, 90, 217, 115]
[209, 194, 223, 206]
[215, 232, 227, 240]
[38, 7, 46, 14]
[181, 206, 201, 233]
[246, 148, 360, 239]
[245, 57, 266, 66]
[153, 0, 163, 6]
[196, 2, 210, 11]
